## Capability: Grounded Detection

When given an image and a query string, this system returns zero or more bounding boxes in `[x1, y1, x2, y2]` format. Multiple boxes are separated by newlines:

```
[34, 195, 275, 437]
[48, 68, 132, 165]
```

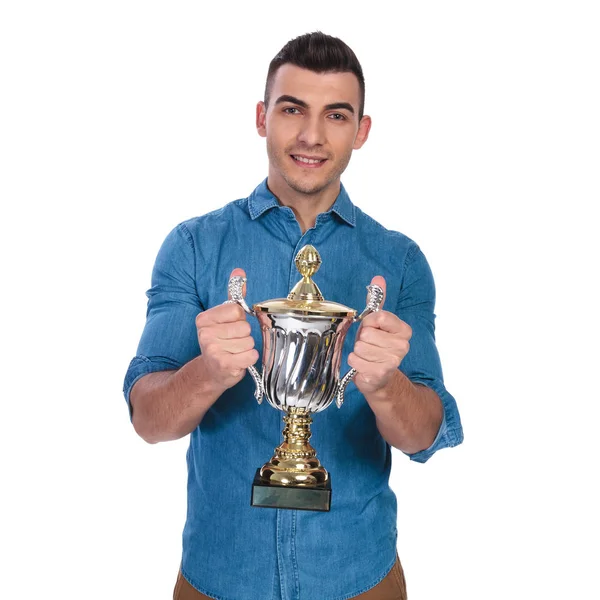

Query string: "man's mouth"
[290, 154, 327, 167]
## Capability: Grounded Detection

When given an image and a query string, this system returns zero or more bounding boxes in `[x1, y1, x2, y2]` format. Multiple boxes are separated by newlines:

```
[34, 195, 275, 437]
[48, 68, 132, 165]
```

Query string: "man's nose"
[297, 116, 326, 147]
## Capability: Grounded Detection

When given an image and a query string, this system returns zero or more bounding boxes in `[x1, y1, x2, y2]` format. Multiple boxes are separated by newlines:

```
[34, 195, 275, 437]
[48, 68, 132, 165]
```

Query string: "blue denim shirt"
[123, 179, 463, 600]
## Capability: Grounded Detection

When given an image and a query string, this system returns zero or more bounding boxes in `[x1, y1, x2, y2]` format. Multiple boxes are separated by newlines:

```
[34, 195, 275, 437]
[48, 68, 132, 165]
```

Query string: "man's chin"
[285, 176, 333, 196]
[290, 184, 325, 195]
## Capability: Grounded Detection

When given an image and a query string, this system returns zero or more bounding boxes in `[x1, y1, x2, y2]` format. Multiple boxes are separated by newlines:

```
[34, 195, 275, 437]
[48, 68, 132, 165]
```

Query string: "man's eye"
[284, 107, 301, 115]
[328, 113, 346, 121]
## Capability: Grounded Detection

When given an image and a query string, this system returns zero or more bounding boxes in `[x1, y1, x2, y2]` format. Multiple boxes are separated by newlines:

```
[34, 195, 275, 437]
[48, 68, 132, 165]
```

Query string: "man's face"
[256, 64, 371, 197]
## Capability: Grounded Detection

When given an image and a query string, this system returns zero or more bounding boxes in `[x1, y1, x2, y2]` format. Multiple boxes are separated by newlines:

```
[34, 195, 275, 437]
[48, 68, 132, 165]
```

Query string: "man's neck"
[266, 175, 340, 233]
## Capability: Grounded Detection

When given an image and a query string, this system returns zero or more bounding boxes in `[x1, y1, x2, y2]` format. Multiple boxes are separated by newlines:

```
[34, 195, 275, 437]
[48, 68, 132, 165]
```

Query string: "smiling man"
[259, 65, 370, 232]
[124, 32, 463, 600]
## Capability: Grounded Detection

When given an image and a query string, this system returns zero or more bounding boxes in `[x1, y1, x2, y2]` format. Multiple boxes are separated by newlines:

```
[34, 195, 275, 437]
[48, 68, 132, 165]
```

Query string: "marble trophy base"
[251, 469, 332, 512]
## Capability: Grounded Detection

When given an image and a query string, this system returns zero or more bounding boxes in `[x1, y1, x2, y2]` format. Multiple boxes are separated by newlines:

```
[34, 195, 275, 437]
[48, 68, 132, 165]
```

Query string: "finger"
[356, 329, 411, 358]
[198, 321, 254, 353]
[360, 311, 412, 337]
[359, 315, 412, 339]
[347, 351, 388, 379]
[214, 320, 252, 340]
[196, 302, 246, 326]
[228, 267, 247, 300]
[369, 275, 386, 310]
[208, 348, 259, 374]
[229, 348, 259, 369]
[217, 336, 256, 354]
[353, 339, 389, 362]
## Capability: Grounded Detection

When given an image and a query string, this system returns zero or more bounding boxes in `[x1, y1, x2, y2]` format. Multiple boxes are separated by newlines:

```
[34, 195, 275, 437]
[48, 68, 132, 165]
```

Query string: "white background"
[1, 1, 599, 599]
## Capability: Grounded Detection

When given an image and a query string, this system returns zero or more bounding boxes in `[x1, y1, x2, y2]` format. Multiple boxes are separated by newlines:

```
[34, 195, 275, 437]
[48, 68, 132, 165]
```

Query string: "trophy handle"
[335, 283, 385, 409]
[225, 275, 264, 404]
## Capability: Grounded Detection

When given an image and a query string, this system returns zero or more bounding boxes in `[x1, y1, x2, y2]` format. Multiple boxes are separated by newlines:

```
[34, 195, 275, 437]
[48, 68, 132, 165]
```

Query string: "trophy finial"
[295, 245, 322, 278]
[288, 245, 324, 301]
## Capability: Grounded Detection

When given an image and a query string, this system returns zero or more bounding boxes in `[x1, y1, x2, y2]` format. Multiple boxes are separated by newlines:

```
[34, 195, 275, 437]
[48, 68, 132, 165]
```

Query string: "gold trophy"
[227, 245, 383, 511]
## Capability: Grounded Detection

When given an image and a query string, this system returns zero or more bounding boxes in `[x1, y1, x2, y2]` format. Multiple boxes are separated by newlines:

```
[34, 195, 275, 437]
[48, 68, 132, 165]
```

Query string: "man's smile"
[290, 154, 328, 168]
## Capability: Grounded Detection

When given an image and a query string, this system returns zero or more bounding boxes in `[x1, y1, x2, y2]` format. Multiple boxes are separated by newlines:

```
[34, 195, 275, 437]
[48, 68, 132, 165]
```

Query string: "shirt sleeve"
[122, 222, 203, 417]
[395, 244, 464, 463]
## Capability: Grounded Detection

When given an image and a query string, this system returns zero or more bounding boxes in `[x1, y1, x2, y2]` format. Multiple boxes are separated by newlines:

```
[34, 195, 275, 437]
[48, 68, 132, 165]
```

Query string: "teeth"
[293, 156, 323, 164]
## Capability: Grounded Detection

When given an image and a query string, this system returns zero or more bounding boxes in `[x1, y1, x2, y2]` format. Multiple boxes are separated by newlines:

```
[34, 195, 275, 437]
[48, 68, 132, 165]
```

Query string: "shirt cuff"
[403, 378, 464, 463]
[122, 355, 182, 420]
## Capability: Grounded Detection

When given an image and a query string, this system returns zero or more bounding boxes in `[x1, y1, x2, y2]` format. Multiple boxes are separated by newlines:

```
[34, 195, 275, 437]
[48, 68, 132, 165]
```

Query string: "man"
[124, 32, 463, 600]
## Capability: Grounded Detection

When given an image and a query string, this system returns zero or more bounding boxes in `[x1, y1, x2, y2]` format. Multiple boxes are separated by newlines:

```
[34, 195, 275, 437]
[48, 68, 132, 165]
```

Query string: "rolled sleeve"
[122, 222, 203, 416]
[396, 244, 464, 463]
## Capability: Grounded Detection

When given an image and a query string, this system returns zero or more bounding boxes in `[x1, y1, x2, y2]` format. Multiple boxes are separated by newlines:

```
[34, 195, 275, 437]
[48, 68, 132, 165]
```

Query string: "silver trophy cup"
[227, 244, 383, 511]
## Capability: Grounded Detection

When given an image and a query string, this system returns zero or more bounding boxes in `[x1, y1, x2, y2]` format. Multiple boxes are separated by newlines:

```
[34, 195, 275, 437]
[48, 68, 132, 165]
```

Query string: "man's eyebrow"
[274, 95, 355, 115]
[274, 95, 309, 108]
[324, 102, 355, 115]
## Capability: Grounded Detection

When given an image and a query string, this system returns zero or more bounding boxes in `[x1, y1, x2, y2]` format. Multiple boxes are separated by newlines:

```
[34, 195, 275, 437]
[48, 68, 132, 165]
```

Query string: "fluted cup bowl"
[257, 312, 354, 413]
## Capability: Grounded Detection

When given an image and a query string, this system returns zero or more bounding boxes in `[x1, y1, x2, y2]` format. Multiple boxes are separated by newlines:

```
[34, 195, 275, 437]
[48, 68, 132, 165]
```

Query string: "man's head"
[264, 32, 366, 121]
[257, 32, 371, 199]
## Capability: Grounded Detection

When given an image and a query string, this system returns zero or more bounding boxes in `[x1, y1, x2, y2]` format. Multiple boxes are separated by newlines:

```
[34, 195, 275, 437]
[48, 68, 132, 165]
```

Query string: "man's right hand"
[194, 268, 259, 393]
[130, 268, 258, 443]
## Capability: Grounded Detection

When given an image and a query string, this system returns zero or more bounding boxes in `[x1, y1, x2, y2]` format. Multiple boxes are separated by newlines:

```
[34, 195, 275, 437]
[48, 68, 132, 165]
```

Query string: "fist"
[347, 276, 412, 395]
[195, 268, 259, 391]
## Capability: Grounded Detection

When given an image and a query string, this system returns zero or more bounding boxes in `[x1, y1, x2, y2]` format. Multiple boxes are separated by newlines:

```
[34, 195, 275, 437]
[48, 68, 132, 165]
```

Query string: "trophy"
[227, 245, 384, 512]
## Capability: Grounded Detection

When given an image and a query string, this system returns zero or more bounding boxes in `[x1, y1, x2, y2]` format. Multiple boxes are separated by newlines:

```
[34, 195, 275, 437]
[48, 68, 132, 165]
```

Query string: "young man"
[124, 32, 463, 600]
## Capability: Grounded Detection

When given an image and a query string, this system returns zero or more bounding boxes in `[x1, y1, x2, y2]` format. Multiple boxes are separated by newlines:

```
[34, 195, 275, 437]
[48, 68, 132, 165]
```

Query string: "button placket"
[290, 509, 300, 600]
[276, 508, 299, 600]
[276, 509, 287, 600]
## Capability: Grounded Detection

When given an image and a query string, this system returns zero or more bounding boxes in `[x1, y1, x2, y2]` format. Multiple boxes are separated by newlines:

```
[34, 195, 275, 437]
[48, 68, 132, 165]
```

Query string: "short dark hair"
[264, 32, 365, 120]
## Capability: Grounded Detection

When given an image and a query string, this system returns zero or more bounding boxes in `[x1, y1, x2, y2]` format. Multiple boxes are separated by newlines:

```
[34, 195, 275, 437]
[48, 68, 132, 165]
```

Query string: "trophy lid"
[254, 245, 356, 318]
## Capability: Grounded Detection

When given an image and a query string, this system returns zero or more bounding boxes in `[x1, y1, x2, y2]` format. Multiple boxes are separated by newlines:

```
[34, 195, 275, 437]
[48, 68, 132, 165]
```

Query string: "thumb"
[228, 268, 247, 299]
[369, 275, 386, 310]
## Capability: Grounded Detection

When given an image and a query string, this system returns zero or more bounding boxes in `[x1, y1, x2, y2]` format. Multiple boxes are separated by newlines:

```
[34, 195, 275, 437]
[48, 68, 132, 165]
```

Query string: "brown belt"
[173, 556, 407, 600]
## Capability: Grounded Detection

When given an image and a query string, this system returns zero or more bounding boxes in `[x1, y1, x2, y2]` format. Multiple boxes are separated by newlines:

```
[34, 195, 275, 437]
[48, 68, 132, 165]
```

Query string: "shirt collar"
[329, 183, 356, 227]
[247, 179, 280, 220]
[248, 179, 356, 227]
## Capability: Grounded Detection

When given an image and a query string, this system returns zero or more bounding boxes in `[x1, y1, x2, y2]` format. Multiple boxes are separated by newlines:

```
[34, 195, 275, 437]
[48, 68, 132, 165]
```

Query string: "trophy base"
[251, 469, 331, 512]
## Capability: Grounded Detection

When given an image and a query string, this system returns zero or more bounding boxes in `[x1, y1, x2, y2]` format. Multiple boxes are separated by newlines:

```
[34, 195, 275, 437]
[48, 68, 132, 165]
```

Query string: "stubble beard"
[267, 139, 353, 196]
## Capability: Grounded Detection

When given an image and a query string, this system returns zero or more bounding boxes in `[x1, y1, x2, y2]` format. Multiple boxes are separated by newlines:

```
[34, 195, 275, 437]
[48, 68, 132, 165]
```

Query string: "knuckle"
[212, 304, 226, 317]
[239, 339, 252, 353]
[220, 304, 233, 320]
[363, 314, 376, 327]
[215, 354, 229, 371]
[238, 350, 255, 369]
[221, 303, 237, 321]
[358, 327, 371, 343]
[204, 341, 217, 357]
[201, 329, 217, 345]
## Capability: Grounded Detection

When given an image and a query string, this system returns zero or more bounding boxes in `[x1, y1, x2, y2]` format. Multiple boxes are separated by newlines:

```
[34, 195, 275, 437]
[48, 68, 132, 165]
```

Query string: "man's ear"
[256, 101, 267, 138]
[353, 115, 372, 150]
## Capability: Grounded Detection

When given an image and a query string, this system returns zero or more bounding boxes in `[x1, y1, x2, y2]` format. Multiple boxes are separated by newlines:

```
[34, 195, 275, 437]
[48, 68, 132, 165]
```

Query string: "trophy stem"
[259, 407, 329, 487]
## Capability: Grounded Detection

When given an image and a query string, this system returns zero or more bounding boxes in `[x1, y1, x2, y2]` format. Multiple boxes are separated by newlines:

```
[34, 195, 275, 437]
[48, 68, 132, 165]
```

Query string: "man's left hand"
[347, 276, 413, 396]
